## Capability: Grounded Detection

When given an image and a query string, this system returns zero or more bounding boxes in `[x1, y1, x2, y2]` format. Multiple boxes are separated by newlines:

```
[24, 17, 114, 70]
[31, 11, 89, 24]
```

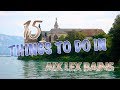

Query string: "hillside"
[0, 34, 23, 55]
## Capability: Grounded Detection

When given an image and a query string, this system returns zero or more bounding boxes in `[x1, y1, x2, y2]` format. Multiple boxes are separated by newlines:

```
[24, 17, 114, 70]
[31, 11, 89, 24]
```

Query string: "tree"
[108, 14, 120, 62]
[92, 33, 112, 62]
[58, 35, 65, 41]
[93, 33, 106, 38]
[65, 30, 86, 44]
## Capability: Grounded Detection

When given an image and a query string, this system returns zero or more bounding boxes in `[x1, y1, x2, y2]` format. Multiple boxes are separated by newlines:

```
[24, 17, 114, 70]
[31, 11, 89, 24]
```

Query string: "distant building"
[43, 18, 105, 42]
[24, 18, 105, 43]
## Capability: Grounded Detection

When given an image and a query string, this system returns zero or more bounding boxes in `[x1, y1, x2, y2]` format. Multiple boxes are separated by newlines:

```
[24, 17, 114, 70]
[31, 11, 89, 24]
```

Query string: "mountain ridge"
[0, 34, 24, 55]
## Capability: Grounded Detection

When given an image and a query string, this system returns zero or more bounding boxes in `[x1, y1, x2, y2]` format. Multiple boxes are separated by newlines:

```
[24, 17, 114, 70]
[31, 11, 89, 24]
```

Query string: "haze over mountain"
[0, 34, 23, 56]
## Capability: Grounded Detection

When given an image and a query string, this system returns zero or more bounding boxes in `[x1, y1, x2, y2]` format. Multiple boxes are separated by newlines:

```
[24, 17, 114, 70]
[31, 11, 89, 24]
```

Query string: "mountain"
[0, 34, 24, 56]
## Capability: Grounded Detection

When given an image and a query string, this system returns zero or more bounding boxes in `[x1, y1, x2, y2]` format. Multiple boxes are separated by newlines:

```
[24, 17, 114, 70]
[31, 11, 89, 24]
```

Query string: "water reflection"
[0, 57, 119, 79]
[113, 67, 120, 78]
[23, 60, 46, 79]
[22, 60, 118, 79]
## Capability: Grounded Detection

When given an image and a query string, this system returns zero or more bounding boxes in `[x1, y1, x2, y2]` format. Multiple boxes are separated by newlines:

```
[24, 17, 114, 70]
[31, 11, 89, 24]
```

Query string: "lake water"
[0, 57, 120, 79]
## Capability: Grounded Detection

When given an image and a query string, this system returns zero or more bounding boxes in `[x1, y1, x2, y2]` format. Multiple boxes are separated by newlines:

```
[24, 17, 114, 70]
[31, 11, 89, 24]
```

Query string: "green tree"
[58, 35, 65, 41]
[65, 30, 86, 44]
[93, 33, 106, 38]
[92, 33, 112, 62]
[93, 33, 112, 48]
[108, 14, 120, 62]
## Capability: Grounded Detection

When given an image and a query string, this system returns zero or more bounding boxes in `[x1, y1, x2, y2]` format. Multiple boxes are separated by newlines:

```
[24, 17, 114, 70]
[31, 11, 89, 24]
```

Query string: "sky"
[0, 11, 120, 37]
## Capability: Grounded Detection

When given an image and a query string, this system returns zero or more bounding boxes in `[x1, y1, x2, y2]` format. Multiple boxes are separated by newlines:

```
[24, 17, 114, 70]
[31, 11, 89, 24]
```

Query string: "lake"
[0, 57, 120, 79]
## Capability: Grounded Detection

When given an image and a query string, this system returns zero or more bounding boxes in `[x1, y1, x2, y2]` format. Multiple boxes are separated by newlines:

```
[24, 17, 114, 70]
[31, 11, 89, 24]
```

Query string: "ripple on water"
[0, 57, 119, 79]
